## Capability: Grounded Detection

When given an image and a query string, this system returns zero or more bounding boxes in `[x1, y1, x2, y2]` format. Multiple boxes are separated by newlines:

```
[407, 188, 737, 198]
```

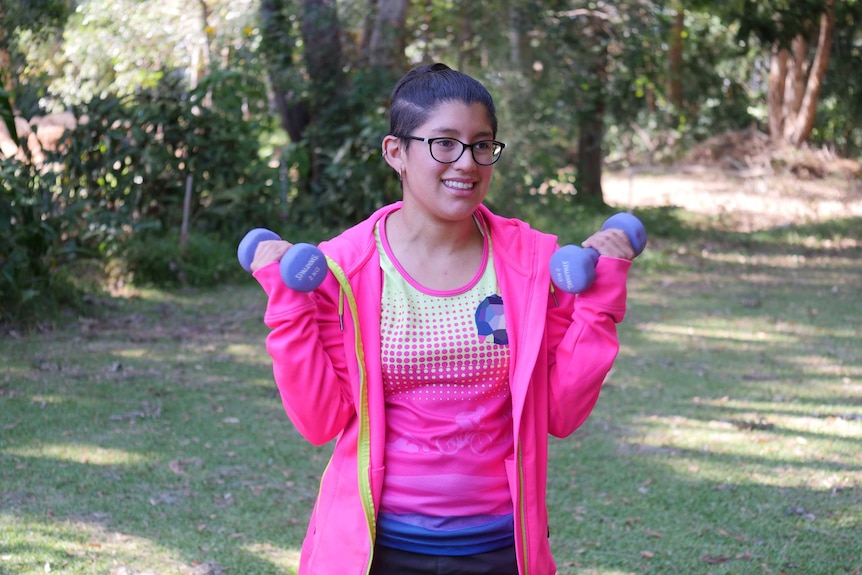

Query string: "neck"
[385, 207, 486, 290]
[388, 207, 481, 254]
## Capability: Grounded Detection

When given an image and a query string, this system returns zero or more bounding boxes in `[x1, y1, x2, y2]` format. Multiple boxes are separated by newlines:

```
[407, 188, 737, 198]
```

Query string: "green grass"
[1, 211, 860, 575]
[546, 225, 862, 574]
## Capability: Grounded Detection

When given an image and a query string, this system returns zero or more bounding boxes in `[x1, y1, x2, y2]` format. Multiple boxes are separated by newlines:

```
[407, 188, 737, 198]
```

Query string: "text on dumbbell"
[296, 254, 322, 281]
[558, 260, 572, 289]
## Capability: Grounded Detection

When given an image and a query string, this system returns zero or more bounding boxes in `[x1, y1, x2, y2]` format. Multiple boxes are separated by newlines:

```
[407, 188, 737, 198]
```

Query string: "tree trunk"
[419, 0, 434, 62]
[300, 0, 344, 190]
[780, 35, 809, 140]
[767, 45, 787, 138]
[0, 4, 15, 112]
[196, 0, 213, 108]
[667, 5, 684, 111]
[789, 0, 834, 146]
[577, 100, 606, 205]
[259, 0, 310, 142]
[766, 0, 834, 147]
[508, 3, 522, 69]
[366, 0, 408, 71]
[575, 16, 610, 205]
[360, 0, 377, 59]
[301, 0, 344, 104]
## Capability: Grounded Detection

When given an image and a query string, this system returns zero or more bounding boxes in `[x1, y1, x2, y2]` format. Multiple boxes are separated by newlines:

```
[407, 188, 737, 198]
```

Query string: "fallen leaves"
[109, 401, 162, 421]
[701, 551, 753, 564]
[167, 457, 203, 476]
[189, 561, 226, 575]
[637, 478, 653, 494]
[731, 416, 775, 431]
[784, 506, 816, 520]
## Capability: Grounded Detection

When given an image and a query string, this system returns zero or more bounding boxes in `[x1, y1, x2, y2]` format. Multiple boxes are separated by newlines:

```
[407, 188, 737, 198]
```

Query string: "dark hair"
[389, 63, 498, 143]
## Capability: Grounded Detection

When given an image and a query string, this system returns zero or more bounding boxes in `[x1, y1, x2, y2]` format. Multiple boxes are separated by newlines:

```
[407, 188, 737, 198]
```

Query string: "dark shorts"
[369, 544, 519, 575]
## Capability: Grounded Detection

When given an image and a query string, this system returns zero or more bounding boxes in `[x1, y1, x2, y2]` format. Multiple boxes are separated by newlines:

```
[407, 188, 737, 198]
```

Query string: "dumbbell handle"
[550, 213, 646, 294]
[237, 228, 328, 292]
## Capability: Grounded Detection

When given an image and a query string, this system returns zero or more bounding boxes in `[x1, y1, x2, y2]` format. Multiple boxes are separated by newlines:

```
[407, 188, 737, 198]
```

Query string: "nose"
[453, 144, 480, 169]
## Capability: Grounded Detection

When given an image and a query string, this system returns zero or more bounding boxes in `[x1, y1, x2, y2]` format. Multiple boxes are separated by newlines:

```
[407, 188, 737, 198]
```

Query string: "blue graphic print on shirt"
[475, 294, 507, 345]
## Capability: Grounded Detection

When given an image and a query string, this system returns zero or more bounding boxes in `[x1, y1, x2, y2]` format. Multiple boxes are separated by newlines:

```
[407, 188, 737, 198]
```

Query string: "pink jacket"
[254, 202, 630, 575]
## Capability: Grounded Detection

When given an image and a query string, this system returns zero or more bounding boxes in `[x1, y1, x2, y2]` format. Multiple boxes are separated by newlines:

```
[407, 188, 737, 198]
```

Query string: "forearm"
[255, 263, 355, 445]
[547, 257, 630, 437]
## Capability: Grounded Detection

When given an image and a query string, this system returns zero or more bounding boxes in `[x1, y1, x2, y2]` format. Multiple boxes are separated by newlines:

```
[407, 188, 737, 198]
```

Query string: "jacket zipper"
[328, 258, 377, 573]
[518, 443, 529, 574]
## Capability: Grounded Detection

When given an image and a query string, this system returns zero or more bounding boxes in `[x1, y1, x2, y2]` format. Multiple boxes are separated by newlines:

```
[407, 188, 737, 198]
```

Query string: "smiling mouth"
[444, 180, 474, 190]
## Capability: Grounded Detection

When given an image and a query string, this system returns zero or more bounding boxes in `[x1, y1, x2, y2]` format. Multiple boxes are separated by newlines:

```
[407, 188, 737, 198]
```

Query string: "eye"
[474, 141, 494, 151]
[433, 138, 458, 149]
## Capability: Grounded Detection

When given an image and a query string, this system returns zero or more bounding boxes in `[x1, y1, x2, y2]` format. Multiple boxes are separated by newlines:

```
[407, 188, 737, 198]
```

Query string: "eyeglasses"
[397, 135, 506, 166]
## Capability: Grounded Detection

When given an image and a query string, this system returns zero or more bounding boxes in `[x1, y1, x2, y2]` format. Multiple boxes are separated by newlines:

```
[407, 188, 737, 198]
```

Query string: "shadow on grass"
[543, 216, 861, 574]
[2, 214, 860, 575]
[547, 432, 861, 574]
[1, 285, 320, 574]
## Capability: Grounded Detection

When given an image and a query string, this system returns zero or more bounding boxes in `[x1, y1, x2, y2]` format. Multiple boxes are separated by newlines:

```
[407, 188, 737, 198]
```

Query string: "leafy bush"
[1, 66, 284, 326]
[121, 232, 245, 288]
[60, 69, 281, 250]
[0, 158, 83, 327]
[278, 67, 403, 235]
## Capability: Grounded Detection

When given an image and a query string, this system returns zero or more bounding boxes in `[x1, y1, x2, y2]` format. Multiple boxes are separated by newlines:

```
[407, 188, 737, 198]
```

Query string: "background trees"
[2, 0, 861, 325]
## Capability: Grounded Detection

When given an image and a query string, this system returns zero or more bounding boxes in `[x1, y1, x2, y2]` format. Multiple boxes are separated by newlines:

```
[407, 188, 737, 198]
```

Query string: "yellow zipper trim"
[518, 443, 529, 574]
[325, 256, 376, 571]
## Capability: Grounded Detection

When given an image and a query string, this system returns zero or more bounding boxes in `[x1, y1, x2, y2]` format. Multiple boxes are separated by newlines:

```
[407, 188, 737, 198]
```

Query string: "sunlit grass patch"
[241, 542, 302, 573]
[0, 512, 196, 575]
[636, 322, 798, 344]
[619, 408, 862, 484]
[5, 443, 149, 466]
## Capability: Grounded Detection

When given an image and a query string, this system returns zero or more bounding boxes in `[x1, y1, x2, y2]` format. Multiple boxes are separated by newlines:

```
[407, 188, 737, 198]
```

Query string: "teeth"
[444, 180, 474, 190]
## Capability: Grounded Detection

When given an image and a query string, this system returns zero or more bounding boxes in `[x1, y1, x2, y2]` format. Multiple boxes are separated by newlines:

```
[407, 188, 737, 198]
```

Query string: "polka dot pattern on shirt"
[381, 285, 510, 401]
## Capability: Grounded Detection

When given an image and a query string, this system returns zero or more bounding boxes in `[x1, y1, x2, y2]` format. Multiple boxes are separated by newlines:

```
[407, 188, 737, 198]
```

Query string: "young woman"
[250, 63, 635, 575]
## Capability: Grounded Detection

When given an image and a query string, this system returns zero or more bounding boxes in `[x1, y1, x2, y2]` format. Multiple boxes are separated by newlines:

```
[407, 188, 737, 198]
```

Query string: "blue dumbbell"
[549, 213, 647, 294]
[237, 228, 328, 292]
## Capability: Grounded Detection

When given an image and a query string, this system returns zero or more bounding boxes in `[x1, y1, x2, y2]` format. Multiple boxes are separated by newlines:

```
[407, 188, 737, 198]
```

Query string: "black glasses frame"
[396, 135, 506, 166]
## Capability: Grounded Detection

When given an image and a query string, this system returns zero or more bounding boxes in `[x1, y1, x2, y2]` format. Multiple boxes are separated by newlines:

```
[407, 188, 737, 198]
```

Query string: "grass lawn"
[1, 206, 860, 575]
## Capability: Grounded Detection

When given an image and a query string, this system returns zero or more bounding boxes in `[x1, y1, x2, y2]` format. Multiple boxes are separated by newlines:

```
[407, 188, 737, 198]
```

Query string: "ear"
[382, 135, 404, 174]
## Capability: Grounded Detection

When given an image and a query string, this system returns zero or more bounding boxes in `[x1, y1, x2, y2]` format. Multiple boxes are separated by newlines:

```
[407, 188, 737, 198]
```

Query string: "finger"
[582, 230, 635, 260]
[250, 240, 293, 272]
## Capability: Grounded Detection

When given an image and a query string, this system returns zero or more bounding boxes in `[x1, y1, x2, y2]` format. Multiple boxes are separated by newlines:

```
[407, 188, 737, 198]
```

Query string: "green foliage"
[3, 0, 862, 327]
[29, 0, 260, 107]
[121, 232, 245, 288]
[0, 153, 83, 327]
[810, 2, 862, 157]
[1, 61, 283, 321]
[0, 0, 72, 31]
[721, 0, 833, 46]
[47, 66, 277, 276]
[281, 67, 402, 234]
[0, 87, 87, 327]
[57, 67, 280, 255]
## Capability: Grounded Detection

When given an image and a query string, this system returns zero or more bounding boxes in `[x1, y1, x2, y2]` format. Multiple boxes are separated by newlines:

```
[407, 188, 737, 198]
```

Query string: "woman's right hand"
[581, 228, 636, 260]
[250, 240, 293, 272]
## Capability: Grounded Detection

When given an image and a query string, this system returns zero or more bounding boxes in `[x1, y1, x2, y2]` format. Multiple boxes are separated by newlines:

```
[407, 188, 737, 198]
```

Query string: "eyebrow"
[428, 127, 495, 139]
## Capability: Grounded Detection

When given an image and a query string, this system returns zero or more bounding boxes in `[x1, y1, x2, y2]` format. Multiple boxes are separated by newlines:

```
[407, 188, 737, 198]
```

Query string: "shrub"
[0, 158, 84, 328]
[121, 231, 245, 288]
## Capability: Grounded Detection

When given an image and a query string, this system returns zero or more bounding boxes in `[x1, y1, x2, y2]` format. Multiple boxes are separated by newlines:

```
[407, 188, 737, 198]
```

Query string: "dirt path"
[603, 169, 862, 232]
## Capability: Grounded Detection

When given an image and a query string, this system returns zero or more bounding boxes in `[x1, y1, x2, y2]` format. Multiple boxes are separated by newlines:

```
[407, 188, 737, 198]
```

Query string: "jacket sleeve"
[546, 256, 630, 437]
[253, 262, 355, 445]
